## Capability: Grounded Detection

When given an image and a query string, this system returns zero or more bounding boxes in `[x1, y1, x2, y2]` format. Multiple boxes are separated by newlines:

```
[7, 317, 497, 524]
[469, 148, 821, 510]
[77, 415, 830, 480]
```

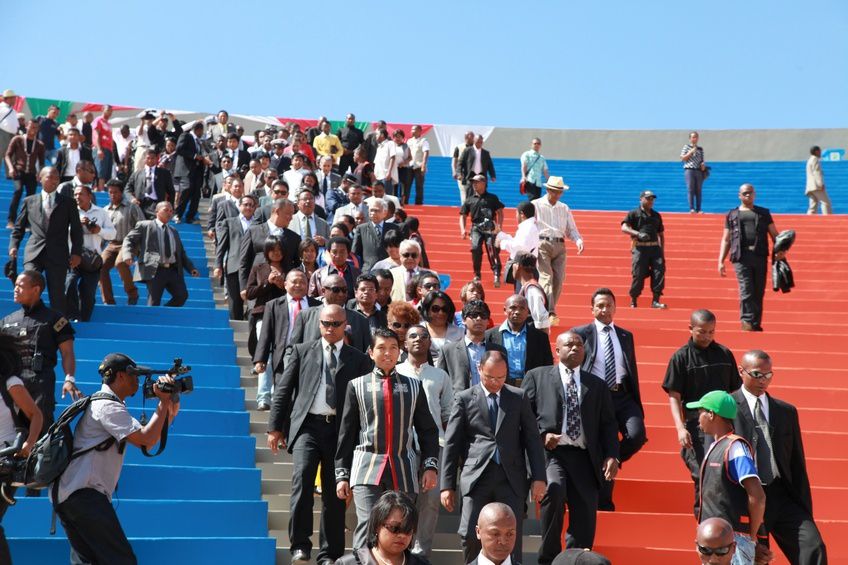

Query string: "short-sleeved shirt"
[38, 118, 60, 150]
[460, 191, 504, 226]
[0, 301, 75, 379]
[92, 116, 113, 152]
[662, 339, 740, 416]
[727, 439, 759, 484]
[55, 384, 142, 504]
[681, 144, 704, 169]
[622, 207, 664, 242]
[520, 150, 547, 185]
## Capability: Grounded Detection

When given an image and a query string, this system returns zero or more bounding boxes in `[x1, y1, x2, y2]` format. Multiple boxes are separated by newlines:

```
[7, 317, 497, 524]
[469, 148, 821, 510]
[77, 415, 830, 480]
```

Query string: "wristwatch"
[64, 375, 76, 384]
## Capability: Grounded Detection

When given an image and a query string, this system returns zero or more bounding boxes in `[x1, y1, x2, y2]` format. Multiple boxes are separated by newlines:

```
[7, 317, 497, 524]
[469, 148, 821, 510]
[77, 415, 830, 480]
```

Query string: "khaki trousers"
[100, 242, 139, 304]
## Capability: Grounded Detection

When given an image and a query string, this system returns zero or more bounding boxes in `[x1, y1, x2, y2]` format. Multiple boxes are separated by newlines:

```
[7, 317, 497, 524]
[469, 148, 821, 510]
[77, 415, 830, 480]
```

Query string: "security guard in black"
[0, 272, 78, 430]
[621, 190, 665, 307]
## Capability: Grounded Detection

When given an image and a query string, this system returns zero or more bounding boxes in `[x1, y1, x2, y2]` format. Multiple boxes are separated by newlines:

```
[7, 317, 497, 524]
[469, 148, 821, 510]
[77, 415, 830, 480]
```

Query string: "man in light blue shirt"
[520, 138, 549, 200]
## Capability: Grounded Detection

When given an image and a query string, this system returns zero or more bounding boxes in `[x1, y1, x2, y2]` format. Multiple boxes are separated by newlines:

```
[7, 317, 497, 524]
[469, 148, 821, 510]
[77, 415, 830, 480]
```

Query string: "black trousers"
[524, 182, 541, 201]
[733, 253, 768, 328]
[22, 370, 56, 433]
[629, 246, 665, 299]
[289, 416, 346, 563]
[56, 488, 137, 565]
[224, 272, 244, 320]
[681, 416, 714, 517]
[599, 390, 646, 506]
[470, 228, 500, 279]
[65, 267, 100, 321]
[763, 479, 827, 565]
[24, 258, 69, 315]
[459, 461, 524, 564]
[539, 446, 599, 562]
[409, 168, 425, 205]
[397, 167, 412, 203]
[337, 154, 355, 178]
[145, 266, 188, 307]
[8, 173, 37, 223]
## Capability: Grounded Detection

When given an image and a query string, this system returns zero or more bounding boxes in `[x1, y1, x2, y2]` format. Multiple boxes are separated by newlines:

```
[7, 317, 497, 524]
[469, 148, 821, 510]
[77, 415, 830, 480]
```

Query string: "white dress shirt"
[590, 320, 627, 385]
[63, 146, 81, 177]
[266, 219, 284, 237]
[558, 364, 586, 448]
[0, 103, 18, 134]
[308, 337, 344, 415]
[238, 214, 251, 233]
[473, 147, 483, 174]
[76, 204, 116, 252]
[740, 386, 770, 423]
[496, 217, 539, 259]
[532, 197, 583, 245]
[476, 551, 511, 565]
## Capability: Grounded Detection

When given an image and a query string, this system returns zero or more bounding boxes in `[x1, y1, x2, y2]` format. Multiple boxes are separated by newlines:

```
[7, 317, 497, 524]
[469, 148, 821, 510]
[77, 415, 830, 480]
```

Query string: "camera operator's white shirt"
[74, 203, 117, 252]
[0, 377, 24, 445]
[54, 384, 141, 505]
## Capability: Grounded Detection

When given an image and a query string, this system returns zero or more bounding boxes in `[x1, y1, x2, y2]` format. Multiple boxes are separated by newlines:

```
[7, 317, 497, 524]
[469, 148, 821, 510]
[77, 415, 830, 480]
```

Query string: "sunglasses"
[422, 282, 440, 290]
[273, 190, 287, 195]
[741, 191, 754, 196]
[696, 543, 734, 556]
[390, 321, 412, 330]
[323, 286, 347, 294]
[408, 332, 430, 340]
[465, 313, 489, 321]
[742, 368, 773, 380]
[320, 320, 345, 328]
[401, 252, 418, 259]
[383, 523, 413, 535]
[429, 305, 448, 313]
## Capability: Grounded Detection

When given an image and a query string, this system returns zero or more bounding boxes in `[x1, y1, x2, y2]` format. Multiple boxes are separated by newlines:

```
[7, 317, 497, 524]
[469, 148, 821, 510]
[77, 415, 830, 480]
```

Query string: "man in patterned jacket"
[335, 327, 440, 551]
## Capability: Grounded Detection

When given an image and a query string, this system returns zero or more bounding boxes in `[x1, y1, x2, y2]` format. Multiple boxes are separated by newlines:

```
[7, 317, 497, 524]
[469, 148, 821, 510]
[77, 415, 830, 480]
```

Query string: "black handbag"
[78, 248, 104, 273]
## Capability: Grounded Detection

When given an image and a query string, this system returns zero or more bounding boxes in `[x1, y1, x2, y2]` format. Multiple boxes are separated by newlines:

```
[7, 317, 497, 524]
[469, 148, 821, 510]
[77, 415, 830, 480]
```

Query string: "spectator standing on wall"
[520, 137, 549, 201]
[681, 131, 706, 214]
[805, 146, 832, 215]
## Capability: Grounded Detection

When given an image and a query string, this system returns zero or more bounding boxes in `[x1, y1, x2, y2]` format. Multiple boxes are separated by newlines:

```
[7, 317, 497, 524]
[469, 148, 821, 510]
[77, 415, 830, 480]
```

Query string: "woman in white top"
[421, 290, 463, 367]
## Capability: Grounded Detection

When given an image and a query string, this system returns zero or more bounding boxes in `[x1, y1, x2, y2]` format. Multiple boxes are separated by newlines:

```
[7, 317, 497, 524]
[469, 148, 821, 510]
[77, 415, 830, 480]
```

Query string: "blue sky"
[7, 0, 847, 130]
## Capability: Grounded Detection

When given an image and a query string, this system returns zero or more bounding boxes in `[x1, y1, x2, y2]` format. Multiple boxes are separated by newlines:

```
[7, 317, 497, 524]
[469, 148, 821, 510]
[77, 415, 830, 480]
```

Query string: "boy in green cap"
[688, 390, 771, 565]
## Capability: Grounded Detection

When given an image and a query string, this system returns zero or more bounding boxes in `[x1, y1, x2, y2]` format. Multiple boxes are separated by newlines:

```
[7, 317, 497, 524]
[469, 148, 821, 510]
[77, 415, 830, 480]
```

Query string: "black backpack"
[20, 391, 124, 491]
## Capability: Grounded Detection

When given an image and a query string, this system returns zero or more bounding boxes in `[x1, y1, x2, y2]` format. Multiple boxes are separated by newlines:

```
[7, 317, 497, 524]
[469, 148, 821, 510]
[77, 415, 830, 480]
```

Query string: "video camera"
[133, 358, 194, 400]
[0, 432, 26, 504]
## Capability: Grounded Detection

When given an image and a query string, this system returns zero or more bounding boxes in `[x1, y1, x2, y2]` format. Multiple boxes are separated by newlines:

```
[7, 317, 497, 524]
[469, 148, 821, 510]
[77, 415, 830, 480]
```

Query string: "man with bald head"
[485, 294, 553, 387]
[267, 303, 373, 565]
[472, 503, 517, 565]
[697, 517, 736, 564]
[289, 274, 372, 352]
[522, 331, 619, 557]
[731, 351, 827, 565]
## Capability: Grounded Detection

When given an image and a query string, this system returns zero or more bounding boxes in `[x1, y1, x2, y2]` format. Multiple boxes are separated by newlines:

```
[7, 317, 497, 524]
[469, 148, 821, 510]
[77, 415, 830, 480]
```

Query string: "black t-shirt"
[738, 209, 757, 247]
[623, 207, 664, 241]
[661, 339, 740, 416]
[460, 192, 504, 226]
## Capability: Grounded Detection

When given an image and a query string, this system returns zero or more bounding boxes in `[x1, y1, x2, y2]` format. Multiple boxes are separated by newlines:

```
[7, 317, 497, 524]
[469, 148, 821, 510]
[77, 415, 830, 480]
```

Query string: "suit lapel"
[335, 344, 349, 379]
[306, 341, 325, 396]
[495, 388, 508, 434]
[474, 387, 489, 432]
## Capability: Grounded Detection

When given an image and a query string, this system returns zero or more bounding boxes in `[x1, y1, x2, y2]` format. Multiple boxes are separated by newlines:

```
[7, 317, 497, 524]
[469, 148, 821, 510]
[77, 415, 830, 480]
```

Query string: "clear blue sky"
[7, 0, 847, 130]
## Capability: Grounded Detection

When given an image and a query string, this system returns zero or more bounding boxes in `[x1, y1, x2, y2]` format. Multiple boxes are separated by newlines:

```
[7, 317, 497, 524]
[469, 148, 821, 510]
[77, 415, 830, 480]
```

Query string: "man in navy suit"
[173, 121, 211, 224]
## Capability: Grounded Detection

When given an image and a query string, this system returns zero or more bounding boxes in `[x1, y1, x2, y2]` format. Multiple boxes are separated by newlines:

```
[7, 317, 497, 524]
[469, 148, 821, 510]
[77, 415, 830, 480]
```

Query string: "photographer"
[53, 353, 179, 565]
[0, 333, 43, 564]
[459, 174, 504, 288]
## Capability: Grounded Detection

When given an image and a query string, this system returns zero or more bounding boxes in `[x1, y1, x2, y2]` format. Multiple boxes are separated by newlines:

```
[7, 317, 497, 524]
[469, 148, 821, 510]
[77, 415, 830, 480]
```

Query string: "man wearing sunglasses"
[290, 274, 371, 353]
[696, 517, 737, 564]
[731, 351, 827, 565]
[718, 184, 785, 332]
[389, 239, 423, 302]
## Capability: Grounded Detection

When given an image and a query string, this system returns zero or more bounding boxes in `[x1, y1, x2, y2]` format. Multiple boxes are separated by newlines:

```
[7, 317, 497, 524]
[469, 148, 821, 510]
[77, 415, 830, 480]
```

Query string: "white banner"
[432, 124, 495, 157]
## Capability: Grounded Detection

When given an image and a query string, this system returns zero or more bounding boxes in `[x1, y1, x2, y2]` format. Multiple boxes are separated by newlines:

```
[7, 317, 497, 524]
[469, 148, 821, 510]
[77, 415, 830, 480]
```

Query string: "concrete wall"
[473, 127, 848, 162]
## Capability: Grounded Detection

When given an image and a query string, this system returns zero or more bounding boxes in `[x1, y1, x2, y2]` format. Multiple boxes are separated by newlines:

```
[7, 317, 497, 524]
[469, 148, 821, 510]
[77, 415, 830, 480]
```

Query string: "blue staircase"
[0, 175, 275, 563]
[419, 156, 848, 214]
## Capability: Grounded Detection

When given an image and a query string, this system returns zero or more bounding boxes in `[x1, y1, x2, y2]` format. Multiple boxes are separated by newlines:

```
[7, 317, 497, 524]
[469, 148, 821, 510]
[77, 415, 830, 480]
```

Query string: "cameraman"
[53, 353, 179, 565]
[0, 333, 43, 564]
[459, 174, 504, 287]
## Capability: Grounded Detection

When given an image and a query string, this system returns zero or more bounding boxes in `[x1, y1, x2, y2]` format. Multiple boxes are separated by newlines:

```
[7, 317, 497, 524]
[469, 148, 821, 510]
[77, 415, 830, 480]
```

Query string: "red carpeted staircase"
[412, 205, 848, 565]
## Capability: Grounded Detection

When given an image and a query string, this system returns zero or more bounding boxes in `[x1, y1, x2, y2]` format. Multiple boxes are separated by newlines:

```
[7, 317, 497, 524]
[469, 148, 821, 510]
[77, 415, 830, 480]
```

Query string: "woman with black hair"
[293, 238, 320, 281]
[245, 236, 286, 357]
[421, 291, 462, 368]
[334, 491, 428, 565]
[0, 333, 43, 564]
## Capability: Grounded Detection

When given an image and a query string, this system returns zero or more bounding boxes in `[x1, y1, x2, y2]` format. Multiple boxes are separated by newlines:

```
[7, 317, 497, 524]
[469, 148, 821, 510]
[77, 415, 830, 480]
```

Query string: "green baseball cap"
[686, 390, 737, 419]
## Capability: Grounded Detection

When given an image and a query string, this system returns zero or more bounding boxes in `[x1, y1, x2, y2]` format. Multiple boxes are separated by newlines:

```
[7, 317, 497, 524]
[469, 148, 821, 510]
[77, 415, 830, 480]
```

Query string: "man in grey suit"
[522, 331, 619, 558]
[437, 300, 508, 395]
[214, 195, 257, 320]
[213, 176, 245, 233]
[237, 198, 299, 293]
[126, 149, 175, 220]
[290, 190, 329, 247]
[266, 304, 373, 565]
[9, 167, 83, 314]
[352, 199, 398, 273]
[441, 350, 547, 563]
[290, 274, 371, 353]
[121, 201, 199, 306]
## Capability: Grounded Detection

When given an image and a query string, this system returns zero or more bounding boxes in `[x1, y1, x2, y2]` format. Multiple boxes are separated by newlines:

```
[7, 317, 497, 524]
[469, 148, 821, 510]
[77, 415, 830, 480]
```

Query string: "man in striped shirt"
[532, 176, 583, 327]
[335, 328, 440, 551]
[681, 131, 707, 214]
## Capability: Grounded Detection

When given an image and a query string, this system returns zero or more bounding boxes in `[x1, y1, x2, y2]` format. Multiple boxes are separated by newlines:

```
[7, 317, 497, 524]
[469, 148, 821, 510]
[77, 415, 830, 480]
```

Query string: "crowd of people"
[0, 87, 833, 565]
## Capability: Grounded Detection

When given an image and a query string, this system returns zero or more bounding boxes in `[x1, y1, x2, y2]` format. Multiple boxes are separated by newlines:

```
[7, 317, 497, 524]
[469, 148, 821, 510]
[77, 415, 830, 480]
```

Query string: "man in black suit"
[570, 288, 646, 511]
[267, 304, 373, 565]
[237, 198, 299, 293]
[470, 503, 518, 565]
[54, 127, 93, 182]
[214, 195, 257, 320]
[290, 274, 371, 353]
[9, 167, 83, 314]
[485, 294, 553, 388]
[437, 300, 508, 394]
[56, 159, 97, 202]
[226, 132, 251, 170]
[458, 135, 496, 200]
[731, 350, 827, 565]
[127, 149, 176, 220]
[522, 331, 619, 558]
[352, 199, 398, 273]
[441, 350, 547, 563]
[173, 121, 211, 224]
[121, 201, 199, 306]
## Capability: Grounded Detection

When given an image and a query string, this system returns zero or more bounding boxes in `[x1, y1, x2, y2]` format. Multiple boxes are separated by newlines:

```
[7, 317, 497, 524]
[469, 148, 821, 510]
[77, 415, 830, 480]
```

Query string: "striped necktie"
[602, 326, 616, 388]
